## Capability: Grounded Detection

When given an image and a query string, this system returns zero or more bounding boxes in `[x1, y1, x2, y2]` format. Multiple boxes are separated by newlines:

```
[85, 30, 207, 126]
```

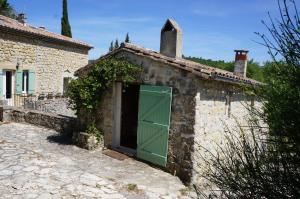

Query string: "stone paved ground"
[0, 123, 195, 199]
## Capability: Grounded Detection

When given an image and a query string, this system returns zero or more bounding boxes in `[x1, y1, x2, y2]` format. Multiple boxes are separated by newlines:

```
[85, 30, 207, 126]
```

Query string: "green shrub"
[67, 57, 141, 114]
[86, 123, 103, 142]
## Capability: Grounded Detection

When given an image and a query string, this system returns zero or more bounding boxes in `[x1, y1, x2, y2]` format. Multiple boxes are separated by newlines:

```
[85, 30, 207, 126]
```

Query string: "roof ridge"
[0, 15, 92, 49]
[76, 42, 261, 86]
[120, 42, 260, 84]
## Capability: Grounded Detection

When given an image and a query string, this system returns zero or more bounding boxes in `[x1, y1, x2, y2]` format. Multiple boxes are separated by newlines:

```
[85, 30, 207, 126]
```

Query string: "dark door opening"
[6, 71, 12, 99]
[120, 84, 140, 150]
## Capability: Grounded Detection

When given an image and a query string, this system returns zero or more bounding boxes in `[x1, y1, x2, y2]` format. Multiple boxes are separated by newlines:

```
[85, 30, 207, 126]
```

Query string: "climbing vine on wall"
[67, 57, 141, 114]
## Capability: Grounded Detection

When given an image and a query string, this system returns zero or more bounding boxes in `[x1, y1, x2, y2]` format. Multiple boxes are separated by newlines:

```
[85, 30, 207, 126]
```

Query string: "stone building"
[0, 14, 92, 106]
[75, 19, 260, 185]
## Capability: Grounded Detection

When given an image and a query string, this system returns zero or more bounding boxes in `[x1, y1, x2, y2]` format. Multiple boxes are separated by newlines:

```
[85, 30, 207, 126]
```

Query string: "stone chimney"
[234, 50, 248, 77]
[160, 19, 182, 59]
[17, 13, 27, 25]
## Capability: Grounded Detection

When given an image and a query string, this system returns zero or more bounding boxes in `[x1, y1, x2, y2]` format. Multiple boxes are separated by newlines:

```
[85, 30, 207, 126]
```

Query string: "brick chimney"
[17, 13, 27, 25]
[234, 50, 248, 77]
[160, 19, 182, 59]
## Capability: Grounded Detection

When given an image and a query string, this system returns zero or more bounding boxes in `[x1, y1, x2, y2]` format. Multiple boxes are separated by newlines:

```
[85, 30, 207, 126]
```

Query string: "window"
[63, 77, 72, 95]
[22, 70, 29, 94]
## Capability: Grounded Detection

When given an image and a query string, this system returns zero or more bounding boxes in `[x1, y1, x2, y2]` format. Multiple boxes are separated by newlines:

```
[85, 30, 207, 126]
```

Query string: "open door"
[137, 85, 172, 167]
[2, 70, 14, 106]
[120, 84, 140, 149]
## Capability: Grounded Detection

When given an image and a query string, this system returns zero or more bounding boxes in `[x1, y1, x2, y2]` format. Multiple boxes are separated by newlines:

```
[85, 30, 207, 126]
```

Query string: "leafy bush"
[183, 56, 265, 82]
[86, 122, 103, 142]
[67, 57, 141, 114]
[195, 118, 300, 199]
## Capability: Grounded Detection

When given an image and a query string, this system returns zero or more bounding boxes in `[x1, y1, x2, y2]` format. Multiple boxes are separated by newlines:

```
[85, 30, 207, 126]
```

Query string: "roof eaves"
[0, 16, 93, 49]
[75, 43, 262, 86]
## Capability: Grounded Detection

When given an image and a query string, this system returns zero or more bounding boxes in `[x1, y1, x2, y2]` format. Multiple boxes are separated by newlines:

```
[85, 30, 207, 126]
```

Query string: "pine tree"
[109, 41, 114, 51]
[114, 39, 119, 49]
[0, 0, 17, 19]
[125, 33, 130, 43]
[61, 0, 72, 38]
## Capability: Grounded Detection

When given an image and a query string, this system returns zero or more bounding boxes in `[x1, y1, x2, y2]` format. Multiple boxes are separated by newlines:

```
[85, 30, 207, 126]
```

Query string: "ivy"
[86, 122, 103, 142]
[67, 57, 141, 115]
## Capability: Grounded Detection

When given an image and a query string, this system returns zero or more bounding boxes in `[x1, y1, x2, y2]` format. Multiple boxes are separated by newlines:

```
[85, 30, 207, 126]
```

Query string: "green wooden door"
[137, 85, 172, 167]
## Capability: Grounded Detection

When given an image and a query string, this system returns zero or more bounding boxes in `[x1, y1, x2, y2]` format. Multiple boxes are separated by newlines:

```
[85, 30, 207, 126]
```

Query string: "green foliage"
[197, 0, 300, 198]
[261, 61, 300, 145]
[125, 33, 130, 43]
[183, 55, 234, 71]
[196, 118, 300, 199]
[109, 33, 130, 52]
[61, 0, 72, 38]
[257, 0, 300, 150]
[109, 41, 114, 51]
[114, 39, 119, 49]
[67, 57, 141, 114]
[127, 183, 137, 191]
[246, 59, 265, 82]
[184, 56, 264, 82]
[86, 122, 103, 142]
[0, 0, 16, 19]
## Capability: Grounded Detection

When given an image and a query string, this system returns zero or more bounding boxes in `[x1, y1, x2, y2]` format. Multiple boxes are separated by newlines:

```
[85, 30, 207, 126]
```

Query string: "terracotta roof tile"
[75, 42, 261, 86]
[0, 15, 92, 49]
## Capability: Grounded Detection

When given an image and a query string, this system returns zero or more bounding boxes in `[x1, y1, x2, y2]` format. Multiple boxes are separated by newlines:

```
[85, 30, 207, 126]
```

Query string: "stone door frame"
[111, 82, 137, 155]
[112, 81, 122, 148]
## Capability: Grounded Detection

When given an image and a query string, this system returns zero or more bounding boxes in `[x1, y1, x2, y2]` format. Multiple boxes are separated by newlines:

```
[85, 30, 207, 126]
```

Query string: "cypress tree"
[109, 41, 114, 51]
[114, 39, 119, 49]
[0, 0, 17, 19]
[61, 0, 72, 38]
[125, 33, 130, 43]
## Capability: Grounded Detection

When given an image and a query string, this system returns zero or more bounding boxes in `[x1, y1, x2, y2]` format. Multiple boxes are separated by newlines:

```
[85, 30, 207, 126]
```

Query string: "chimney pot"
[160, 19, 182, 59]
[234, 50, 248, 78]
[17, 13, 27, 25]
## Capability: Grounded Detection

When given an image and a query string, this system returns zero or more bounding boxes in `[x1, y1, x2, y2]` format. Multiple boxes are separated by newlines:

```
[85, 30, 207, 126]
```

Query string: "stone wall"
[192, 80, 261, 195]
[0, 31, 89, 94]
[1, 106, 77, 135]
[24, 97, 75, 117]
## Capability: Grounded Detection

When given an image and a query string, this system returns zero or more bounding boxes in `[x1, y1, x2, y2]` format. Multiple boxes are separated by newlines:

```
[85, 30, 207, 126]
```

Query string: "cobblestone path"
[0, 123, 194, 199]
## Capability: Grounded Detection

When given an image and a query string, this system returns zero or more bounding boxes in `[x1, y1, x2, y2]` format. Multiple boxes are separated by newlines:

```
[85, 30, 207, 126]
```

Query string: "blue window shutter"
[0, 69, 3, 98]
[16, 70, 23, 94]
[28, 70, 35, 94]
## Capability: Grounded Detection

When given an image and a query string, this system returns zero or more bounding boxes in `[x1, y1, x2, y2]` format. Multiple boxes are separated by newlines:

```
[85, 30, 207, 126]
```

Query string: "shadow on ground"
[47, 134, 73, 145]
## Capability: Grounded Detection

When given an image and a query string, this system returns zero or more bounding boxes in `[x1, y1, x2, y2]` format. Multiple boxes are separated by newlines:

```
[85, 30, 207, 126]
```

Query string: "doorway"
[2, 70, 14, 106]
[5, 71, 12, 99]
[120, 84, 140, 150]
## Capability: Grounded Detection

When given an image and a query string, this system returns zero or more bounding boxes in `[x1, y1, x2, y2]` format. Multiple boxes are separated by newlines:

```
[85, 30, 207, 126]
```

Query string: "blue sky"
[9, 0, 297, 64]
